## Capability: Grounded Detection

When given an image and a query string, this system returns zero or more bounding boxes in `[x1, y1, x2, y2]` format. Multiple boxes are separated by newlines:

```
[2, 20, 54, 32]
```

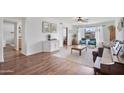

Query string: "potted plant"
[47, 34, 51, 40]
[72, 34, 78, 45]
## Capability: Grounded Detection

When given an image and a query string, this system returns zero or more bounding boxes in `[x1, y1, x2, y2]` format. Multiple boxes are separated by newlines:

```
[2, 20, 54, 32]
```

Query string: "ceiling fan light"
[77, 21, 83, 24]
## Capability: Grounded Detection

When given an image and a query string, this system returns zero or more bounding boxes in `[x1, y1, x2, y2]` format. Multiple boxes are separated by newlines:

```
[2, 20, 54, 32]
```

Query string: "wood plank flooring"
[0, 45, 94, 75]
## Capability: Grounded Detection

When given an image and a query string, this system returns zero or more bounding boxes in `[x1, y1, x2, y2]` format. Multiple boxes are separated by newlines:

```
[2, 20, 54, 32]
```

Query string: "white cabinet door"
[42, 40, 59, 52]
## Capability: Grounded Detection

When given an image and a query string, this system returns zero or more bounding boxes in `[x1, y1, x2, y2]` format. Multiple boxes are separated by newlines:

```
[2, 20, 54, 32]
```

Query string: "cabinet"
[42, 40, 59, 52]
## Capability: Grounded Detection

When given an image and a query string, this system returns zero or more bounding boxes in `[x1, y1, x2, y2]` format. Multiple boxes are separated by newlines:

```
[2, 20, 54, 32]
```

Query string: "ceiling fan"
[76, 17, 88, 22]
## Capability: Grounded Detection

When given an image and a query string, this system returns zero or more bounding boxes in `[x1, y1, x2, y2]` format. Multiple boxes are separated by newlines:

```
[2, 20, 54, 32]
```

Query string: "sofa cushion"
[90, 41, 95, 44]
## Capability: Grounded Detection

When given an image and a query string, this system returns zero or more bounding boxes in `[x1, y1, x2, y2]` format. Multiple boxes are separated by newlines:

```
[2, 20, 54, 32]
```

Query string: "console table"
[42, 40, 59, 52]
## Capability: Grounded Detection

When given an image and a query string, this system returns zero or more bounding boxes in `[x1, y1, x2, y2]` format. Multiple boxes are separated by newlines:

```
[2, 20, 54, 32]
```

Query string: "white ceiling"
[53, 17, 118, 25]
[3, 17, 119, 25]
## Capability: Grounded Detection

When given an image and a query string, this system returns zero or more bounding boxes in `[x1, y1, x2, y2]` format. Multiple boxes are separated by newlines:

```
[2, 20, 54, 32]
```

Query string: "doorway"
[110, 30, 116, 41]
[3, 21, 23, 62]
[3, 22, 16, 49]
[63, 27, 68, 47]
[108, 25, 116, 41]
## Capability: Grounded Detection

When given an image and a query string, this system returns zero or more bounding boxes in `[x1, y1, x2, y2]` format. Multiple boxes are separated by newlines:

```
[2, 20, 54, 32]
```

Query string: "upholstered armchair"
[88, 38, 96, 46]
[80, 38, 86, 45]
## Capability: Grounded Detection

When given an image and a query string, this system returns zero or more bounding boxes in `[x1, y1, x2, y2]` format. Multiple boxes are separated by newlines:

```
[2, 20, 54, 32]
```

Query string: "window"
[84, 27, 95, 39]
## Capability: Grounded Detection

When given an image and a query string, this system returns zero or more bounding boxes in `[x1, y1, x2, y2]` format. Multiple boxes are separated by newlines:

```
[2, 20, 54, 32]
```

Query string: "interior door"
[110, 30, 115, 41]
[108, 25, 116, 41]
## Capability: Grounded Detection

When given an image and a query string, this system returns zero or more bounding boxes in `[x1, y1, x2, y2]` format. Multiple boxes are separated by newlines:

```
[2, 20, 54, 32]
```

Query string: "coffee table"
[71, 45, 87, 56]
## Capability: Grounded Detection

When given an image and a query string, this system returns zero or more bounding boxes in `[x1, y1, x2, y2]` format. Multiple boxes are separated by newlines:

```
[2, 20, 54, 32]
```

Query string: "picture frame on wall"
[42, 21, 57, 33]
[42, 21, 50, 32]
[117, 22, 121, 31]
[121, 17, 124, 28]
[50, 23, 57, 33]
[117, 17, 124, 31]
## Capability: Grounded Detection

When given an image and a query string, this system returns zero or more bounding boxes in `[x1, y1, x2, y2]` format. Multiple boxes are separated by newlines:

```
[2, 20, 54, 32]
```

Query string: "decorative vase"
[47, 34, 51, 40]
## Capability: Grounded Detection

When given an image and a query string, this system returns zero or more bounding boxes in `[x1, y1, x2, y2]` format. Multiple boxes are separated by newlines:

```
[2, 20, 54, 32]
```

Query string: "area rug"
[53, 47, 97, 68]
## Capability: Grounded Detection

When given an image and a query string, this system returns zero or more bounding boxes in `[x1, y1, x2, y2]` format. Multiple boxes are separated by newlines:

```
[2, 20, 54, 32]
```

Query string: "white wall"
[24, 17, 69, 55]
[3, 22, 15, 46]
[115, 18, 124, 41]
[0, 18, 4, 62]
[59, 24, 65, 47]
[95, 26, 104, 46]
[21, 19, 28, 55]
[102, 21, 115, 44]
[95, 27, 99, 46]
[103, 25, 110, 43]
[24, 18, 45, 55]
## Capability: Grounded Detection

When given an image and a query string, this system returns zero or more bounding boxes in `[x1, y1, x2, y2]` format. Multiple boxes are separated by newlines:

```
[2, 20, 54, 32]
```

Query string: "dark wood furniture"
[92, 47, 104, 74]
[100, 47, 124, 75]
[92, 47, 104, 62]
[71, 45, 87, 56]
[101, 62, 124, 75]
[93, 40, 124, 75]
[94, 46, 124, 75]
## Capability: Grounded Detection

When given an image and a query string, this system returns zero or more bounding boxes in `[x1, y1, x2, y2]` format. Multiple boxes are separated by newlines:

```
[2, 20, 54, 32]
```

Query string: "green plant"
[73, 34, 77, 38]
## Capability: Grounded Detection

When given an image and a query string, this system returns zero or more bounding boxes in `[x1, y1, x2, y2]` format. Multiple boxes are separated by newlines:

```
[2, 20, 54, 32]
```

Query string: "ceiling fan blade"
[77, 17, 88, 22]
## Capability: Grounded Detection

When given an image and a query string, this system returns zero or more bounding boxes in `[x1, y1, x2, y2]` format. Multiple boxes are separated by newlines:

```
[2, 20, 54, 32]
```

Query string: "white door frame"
[3, 20, 19, 51]
[0, 18, 27, 62]
[0, 18, 4, 62]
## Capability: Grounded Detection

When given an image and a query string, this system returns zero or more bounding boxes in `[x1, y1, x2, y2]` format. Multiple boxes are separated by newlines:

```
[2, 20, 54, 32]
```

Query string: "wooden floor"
[0, 45, 94, 75]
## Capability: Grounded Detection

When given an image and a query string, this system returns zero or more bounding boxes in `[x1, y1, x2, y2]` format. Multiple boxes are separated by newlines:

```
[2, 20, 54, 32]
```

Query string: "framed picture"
[50, 23, 57, 33]
[121, 17, 124, 28]
[117, 19, 122, 31]
[42, 21, 50, 32]
[117, 17, 124, 31]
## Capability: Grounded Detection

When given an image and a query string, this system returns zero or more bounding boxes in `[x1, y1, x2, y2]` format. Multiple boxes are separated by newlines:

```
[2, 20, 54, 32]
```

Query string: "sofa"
[93, 41, 123, 75]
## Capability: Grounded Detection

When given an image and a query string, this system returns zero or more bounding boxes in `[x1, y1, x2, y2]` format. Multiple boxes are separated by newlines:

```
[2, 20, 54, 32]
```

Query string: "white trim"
[0, 58, 4, 63]
[0, 18, 4, 62]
